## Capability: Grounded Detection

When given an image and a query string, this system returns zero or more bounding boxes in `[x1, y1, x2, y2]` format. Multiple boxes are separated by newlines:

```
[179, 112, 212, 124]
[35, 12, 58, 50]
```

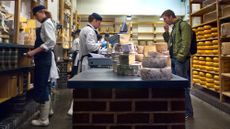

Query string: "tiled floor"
[20, 89, 230, 129]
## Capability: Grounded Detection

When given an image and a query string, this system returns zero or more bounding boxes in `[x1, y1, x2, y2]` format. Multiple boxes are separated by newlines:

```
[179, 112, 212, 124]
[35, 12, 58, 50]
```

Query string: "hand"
[26, 50, 36, 57]
[164, 24, 169, 32]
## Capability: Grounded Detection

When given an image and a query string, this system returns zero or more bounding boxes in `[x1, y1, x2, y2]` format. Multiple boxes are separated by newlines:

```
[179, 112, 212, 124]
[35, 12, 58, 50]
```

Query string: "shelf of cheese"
[194, 83, 220, 93]
[192, 56, 220, 74]
[193, 70, 220, 92]
[191, 2, 216, 16]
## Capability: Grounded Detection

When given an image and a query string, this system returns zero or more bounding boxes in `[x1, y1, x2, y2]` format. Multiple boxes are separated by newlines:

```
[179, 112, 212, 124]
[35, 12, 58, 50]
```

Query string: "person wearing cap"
[26, 5, 57, 126]
[78, 13, 102, 72]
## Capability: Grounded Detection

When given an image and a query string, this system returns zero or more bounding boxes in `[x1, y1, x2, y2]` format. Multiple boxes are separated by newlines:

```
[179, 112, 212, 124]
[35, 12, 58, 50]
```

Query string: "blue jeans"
[171, 58, 194, 117]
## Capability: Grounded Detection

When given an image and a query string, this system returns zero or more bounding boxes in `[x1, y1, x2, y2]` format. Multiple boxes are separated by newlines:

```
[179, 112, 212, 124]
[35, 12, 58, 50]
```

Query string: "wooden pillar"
[13, 0, 21, 44]
[59, 0, 64, 42]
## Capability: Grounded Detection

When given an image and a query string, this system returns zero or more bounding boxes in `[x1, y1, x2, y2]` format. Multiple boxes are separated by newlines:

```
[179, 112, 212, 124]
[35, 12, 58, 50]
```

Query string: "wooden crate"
[0, 75, 17, 99]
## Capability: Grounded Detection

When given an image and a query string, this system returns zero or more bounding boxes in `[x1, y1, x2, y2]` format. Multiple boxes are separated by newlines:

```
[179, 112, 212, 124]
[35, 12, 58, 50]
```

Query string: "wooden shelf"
[194, 54, 219, 57]
[154, 32, 164, 34]
[222, 92, 230, 97]
[220, 15, 230, 21]
[0, 35, 9, 39]
[221, 55, 230, 58]
[191, 2, 216, 16]
[222, 73, 230, 78]
[137, 32, 154, 34]
[197, 38, 218, 42]
[193, 68, 219, 75]
[0, 66, 34, 74]
[192, 19, 217, 28]
[190, 0, 203, 3]
[193, 83, 220, 93]
[138, 39, 155, 41]
[0, 43, 34, 49]
[0, 98, 10, 103]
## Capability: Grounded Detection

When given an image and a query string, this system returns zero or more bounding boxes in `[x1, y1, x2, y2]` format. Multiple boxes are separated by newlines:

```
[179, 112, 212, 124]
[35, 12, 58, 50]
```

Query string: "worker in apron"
[26, 5, 57, 127]
[78, 13, 103, 73]
[67, 13, 102, 116]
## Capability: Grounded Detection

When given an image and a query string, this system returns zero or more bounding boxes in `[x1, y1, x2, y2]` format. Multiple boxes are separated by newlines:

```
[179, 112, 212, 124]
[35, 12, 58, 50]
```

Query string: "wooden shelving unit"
[190, 0, 230, 102]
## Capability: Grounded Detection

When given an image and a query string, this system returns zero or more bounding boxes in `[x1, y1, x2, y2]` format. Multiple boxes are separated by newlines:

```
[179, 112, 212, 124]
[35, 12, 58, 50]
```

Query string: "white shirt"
[72, 38, 80, 52]
[40, 18, 56, 51]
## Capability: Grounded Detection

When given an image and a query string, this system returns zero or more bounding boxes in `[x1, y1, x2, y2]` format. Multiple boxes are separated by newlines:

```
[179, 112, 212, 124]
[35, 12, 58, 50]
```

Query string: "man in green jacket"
[161, 9, 193, 119]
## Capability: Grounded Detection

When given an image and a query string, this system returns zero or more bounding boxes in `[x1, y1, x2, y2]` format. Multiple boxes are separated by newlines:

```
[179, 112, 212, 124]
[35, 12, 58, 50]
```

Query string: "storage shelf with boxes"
[190, 0, 230, 102]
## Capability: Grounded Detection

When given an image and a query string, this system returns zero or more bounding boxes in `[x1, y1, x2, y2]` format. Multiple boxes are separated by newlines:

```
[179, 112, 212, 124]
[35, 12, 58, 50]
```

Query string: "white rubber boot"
[67, 101, 73, 116]
[49, 95, 54, 117]
[31, 100, 50, 127]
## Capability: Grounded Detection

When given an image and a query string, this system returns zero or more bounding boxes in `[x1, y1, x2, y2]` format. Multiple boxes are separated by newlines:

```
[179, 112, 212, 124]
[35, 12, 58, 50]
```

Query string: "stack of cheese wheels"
[136, 46, 144, 62]
[199, 57, 206, 69]
[205, 73, 214, 88]
[213, 75, 220, 91]
[199, 72, 206, 85]
[213, 57, 219, 72]
[192, 70, 200, 84]
[205, 57, 213, 71]
[192, 56, 199, 69]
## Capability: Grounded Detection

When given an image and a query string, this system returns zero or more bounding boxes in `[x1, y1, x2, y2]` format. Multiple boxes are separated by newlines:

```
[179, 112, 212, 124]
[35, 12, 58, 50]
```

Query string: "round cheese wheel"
[199, 72, 205, 76]
[200, 80, 206, 85]
[199, 57, 205, 61]
[206, 83, 214, 88]
[213, 45, 219, 49]
[211, 33, 218, 37]
[214, 86, 220, 91]
[214, 75, 219, 80]
[213, 67, 219, 72]
[206, 62, 213, 66]
[213, 57, 219, 62]
[205, 41, 212, 46]
[214, 81, 220, 85]
[197, 27, 204, 31]
[204, 30, 212, 34]
[199, 61, 206, 65]
[211, 27, 218, 32]
[193, 71, 199, 75]
[213, 50, 219, 54]
[206, 78, 214, 83]
[206, 67, 213, 71]
[204, 25, 212, 29]
[193, 75, 199, 79]
[193, 56, 198, 60]
[204, 34, 211, 39]
[206, 73, 213, 78]
[206, 57, 213, 62]
[213, 63, 219, 67]
[212, 40, 218, 45]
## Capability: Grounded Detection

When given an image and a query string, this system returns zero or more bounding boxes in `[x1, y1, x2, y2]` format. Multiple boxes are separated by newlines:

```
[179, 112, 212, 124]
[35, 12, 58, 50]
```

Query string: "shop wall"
[76, 0, 186, 16]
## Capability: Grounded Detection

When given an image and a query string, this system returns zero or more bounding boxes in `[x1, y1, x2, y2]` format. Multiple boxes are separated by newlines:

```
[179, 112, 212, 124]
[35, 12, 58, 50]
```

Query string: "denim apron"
[32, 27, 51, 103]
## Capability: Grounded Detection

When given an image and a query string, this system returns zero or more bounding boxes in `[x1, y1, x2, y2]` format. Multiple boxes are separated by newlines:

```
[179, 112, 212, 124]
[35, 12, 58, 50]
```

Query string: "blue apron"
[33, 27, 51, 103]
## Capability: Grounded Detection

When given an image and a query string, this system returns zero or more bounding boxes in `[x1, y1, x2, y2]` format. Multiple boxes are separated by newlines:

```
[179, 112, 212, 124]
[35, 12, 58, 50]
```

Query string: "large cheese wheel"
[211, 27, 218, 32]
[206, 62, 213, 66]
[213, 50, 219, 54]
[211, 32, 218, 37]
[199, 57, 205, 61]
[213, 63, 219, 67]
[214, 85, 220, 91]
[206, 57, 212, 62]
[214, 75, 219, 80]
[142, 56, 168, 68]
[197, 27, 204, 31]
[214, 81, 220, 85]
[193, 56, 198, 60]
[205, 41, 212, 46]
[193, 71, 199, 75]
[204, 34, 211, 39]
[206, 83, 214, 88]
[204, 25, 212, 29]
[199, 61, 206, 65]
[206, 73, 213, 78]
[213, 67, 219, 72]
[213, 45, 219, 49]
[206, 78, 214, 83]
[204, 30, 212, 34]
[212, 40, 219, 45]
[199, 72, 205, 76]
[213, 57, 219, 62]
[193, 79, 200, 84]
[206, 67, 213, 71]
[140, 67, 172, 80]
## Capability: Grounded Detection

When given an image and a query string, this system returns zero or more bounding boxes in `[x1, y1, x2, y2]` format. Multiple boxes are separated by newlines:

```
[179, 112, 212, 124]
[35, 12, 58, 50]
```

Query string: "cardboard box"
[221, 23, 230, 37]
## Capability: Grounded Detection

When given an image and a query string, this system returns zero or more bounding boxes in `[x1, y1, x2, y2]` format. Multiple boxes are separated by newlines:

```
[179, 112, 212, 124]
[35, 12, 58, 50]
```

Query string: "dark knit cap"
[91, 13, 102, 21]
[32, 5, 46, 15]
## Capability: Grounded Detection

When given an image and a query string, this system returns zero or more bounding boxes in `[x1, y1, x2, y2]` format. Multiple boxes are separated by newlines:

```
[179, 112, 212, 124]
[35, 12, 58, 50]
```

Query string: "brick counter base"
[73, 88, 185, 129]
